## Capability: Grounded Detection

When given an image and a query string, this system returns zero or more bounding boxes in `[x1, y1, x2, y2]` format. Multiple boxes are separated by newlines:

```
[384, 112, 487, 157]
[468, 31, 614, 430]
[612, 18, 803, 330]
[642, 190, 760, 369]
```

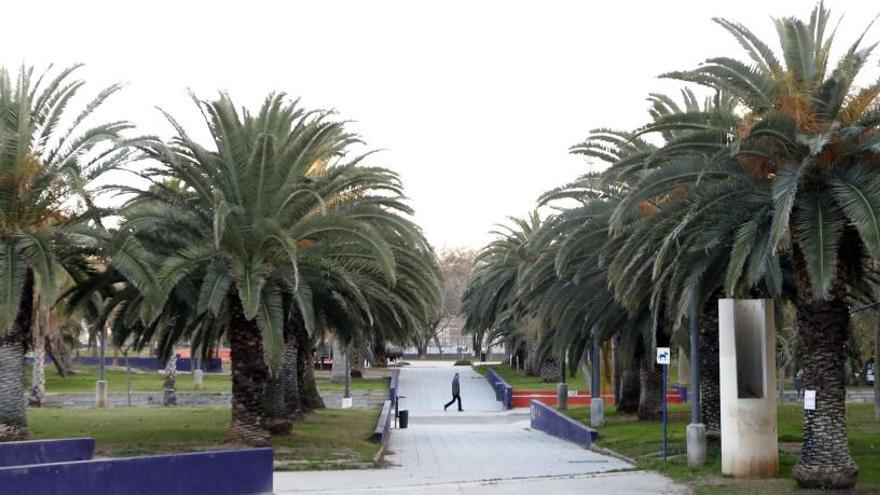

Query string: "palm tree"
[461, 213, 544, 373]
[614, 5, 879, 487]
[0, 65, 133, 441]
[106, 92, 428, 445]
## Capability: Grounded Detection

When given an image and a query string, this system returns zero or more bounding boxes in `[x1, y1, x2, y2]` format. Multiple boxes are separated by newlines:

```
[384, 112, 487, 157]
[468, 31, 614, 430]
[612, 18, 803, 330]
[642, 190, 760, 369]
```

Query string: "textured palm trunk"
[265, 317, 299, 435]
[372, 333, 388, 368]
[791, 246, 857, 489]
[163, 354, 177, 407]
[637, 356, 663, 421]
[28, 295, 47, 407]
[699, 299, 721, 434]
[28, 342, 45, 407]
[875, 322, 879, 422]
[227, 292, 270, 446]
[282, 331, 300, 417]
[0, 269, 34, 441]
[295, 323, 324, 411]
[617, 356, 641, 414]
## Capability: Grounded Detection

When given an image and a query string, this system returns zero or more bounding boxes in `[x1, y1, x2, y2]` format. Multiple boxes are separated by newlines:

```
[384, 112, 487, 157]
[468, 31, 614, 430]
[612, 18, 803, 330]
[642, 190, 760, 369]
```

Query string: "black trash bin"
[398, 410, 409, 429]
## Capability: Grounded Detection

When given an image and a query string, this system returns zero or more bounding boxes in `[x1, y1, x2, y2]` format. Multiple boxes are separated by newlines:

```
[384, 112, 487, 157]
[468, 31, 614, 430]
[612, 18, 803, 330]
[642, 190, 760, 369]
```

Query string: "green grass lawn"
[39, 366, 389, 395]
[566, 403, 880, 494]
[42, 366, 232, 394]
[473, 363, 588, 391]
[313, 377, 390, 393]
[29, 406, 381, 471]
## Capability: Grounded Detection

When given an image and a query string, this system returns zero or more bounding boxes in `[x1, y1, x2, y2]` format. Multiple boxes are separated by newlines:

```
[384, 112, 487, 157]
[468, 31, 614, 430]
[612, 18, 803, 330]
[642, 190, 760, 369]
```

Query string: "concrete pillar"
[95, 380, 108, 408]
[719, 299, 778, 478]
[557, 382, 568, 410]
[687, 423, 707, 467]
[590, 398, 604, 428]
[193, 370, 205, 391]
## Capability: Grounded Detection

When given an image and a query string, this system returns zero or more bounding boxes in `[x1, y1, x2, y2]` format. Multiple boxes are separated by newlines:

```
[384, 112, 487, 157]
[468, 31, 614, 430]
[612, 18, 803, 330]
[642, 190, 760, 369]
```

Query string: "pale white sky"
[2, 1, 878, 248]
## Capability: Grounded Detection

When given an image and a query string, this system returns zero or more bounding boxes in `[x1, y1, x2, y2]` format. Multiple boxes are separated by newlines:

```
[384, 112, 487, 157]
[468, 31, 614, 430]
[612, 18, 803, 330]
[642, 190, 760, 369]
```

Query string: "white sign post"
[657, 347, 671, 459]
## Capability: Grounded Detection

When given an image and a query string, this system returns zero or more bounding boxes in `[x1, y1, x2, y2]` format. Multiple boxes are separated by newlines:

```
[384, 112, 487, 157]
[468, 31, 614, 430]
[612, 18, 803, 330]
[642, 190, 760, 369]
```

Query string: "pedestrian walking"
[443, 372, 463, 411]
[795, 369, 804, 398]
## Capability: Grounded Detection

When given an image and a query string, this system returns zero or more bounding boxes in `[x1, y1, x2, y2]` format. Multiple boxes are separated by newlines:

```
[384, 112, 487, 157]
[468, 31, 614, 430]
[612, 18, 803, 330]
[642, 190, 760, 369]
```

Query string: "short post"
[686, 287, 707, 467]
[656, 346, 671, 460]
[124, 352, 131, 407]
[557, 353, 568, 410]
[192, 354, 204, 391]
[663, 359, 668, 460]
[341, 346, 353, 409]
[96, 326, 108, 408]
[590, 337, 604, 428]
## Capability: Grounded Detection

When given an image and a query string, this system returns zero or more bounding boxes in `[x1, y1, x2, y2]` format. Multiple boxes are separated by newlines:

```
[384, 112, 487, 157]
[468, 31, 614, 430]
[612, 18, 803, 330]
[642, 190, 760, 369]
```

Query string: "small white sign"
[804, 390, 816, 410]
[656, 347, 671, 365]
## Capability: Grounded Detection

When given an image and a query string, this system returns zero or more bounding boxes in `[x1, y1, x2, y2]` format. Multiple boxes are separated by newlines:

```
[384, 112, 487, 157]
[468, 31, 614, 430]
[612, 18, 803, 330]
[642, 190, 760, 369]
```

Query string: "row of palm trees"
[0, 66, 440, 446]
[462, 4, 878, 489]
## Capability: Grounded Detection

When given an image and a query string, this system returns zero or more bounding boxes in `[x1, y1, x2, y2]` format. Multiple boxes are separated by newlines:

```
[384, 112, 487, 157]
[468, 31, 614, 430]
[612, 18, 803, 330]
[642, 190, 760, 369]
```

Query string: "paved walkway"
[274, 362, 687, 494]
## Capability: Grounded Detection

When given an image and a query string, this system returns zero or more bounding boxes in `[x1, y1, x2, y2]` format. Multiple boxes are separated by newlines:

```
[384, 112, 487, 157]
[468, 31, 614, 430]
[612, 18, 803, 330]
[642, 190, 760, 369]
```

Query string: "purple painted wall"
[0, 439, 95, 468]
[66, 356, 222, 373]
[529, 400, 597, 447]
[0, 448, 273, 495]
[485, 367, 513, 409]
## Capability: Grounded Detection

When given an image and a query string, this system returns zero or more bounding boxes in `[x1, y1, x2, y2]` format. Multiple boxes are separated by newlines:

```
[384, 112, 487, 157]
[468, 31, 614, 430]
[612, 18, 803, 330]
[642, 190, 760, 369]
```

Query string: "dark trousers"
[444, 393, 462, 411]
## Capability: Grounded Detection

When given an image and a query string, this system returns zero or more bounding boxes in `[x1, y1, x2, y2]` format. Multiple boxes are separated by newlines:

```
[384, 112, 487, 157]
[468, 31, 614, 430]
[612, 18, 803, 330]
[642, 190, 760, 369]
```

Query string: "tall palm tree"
[0, 65, 133, 441]
[615, 5, 880, 488]
[461, 213, 544, 371]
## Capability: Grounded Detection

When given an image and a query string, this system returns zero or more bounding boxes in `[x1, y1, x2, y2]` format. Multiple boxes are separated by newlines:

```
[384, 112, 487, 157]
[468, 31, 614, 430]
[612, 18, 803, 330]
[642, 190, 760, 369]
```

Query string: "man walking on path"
[444, 372, 463, 411]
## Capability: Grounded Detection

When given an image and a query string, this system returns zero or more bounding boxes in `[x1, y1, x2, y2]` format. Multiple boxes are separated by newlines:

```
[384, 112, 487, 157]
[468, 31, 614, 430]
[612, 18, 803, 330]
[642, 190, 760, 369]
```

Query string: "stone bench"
[0, 447, 274, 495]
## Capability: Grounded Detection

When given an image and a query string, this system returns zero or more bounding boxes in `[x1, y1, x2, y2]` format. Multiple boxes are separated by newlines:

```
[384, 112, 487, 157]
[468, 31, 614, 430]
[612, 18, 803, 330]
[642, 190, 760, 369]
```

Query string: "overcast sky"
[2, 1, 878, 249]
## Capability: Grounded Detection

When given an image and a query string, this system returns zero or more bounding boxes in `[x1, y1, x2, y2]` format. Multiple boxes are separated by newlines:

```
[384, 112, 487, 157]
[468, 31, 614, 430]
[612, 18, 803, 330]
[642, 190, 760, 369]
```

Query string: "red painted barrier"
[511, 389, 682, 408]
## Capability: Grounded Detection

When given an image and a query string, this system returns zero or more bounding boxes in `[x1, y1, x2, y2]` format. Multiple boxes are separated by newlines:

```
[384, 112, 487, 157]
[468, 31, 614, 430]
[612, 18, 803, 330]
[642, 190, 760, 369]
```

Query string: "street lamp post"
[590, 337, 604, 427]
[557, 351, 568, 410]
[687, 286, 707, 466]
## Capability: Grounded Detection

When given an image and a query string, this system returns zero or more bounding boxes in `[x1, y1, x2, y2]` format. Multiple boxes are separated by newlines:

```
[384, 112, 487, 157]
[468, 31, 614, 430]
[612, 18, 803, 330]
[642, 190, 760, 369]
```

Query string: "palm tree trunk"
[874, 321, 879, 422]
[28, 339, 45, 407]
[372, 333, 388, 368]
[617, 354, 640, 414]
[699, 299, 721, 434]
[0, 269, 34, 441]
[637, 356, 663, 421]
[282, 324, 300, 417]
[226, 292, 270, 446]
[28, 294, 47, 407]
[163, 354, 177, 407]
[791, 245, 857, 489]
[295, 323, 324, 411]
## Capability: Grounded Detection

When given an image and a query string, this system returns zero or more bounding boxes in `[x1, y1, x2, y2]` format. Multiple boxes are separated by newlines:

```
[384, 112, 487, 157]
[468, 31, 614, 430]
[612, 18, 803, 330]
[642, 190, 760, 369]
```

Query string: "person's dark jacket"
[452, 375, 460, 395]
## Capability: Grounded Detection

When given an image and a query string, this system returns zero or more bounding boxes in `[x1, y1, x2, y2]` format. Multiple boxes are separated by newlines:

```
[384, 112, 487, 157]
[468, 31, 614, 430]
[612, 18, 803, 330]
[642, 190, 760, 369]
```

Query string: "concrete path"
[274, 362, 687, 494]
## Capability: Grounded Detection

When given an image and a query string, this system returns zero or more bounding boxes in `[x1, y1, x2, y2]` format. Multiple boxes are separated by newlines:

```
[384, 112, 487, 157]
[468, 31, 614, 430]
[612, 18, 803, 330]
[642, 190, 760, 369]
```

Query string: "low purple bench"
[0, 448, 274, 495]
[0, 439, 95, 467]
[372, 400, 393, 446]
